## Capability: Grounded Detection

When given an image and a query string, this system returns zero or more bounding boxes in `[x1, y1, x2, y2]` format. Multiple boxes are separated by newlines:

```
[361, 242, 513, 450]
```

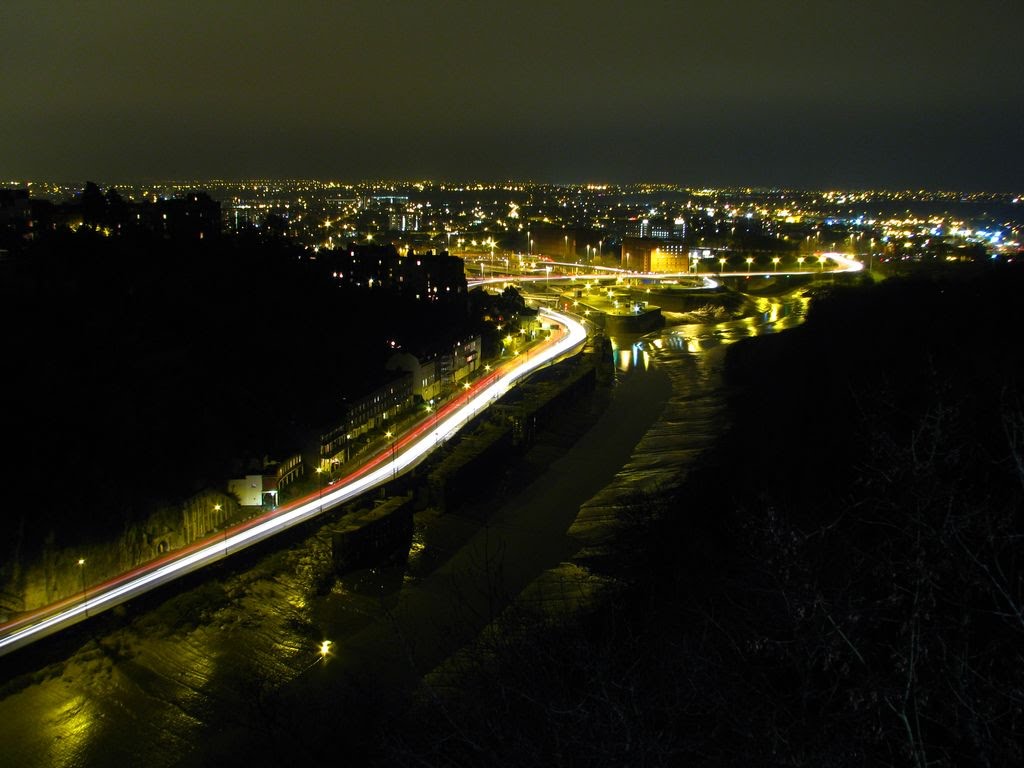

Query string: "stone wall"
[330, 495, 415, 575]
[427, 358, 597, 514]
[1, 489, 242, 619]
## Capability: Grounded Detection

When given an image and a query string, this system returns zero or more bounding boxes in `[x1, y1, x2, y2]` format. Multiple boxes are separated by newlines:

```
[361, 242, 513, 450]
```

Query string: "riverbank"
[180, 338, 676, 765]
[388, 270, 1024, 766]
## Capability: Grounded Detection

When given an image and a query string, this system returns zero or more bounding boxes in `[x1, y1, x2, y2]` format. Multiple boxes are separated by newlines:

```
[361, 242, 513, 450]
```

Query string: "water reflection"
[587, 289, 812, 555]
[610, 337, 652, 373]
[48, 693, 96, 766]
[647, 291, 810, 356]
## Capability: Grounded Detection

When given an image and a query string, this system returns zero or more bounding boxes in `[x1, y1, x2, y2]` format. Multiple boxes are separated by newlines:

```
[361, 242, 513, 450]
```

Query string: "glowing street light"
[719, 257, 726, 273]
[319, 639, 332, 658]
[385, 430, 396, 480]
[77, 558, 87, 617]
[797, 256, 805, 270]
[772, 256, 780, 272]
[819, 254, 827, 271]
[745, 257, 753, 274]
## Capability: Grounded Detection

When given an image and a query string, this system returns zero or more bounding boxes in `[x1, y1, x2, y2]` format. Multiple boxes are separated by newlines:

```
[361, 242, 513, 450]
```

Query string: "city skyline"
[2, 0, 1022, 190]
[3, 21, 1024, 754]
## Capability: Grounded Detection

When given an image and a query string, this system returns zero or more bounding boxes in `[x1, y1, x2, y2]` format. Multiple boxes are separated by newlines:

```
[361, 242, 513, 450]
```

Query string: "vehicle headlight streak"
[468, 255, 862, 290]
[0, 308, 588, 656]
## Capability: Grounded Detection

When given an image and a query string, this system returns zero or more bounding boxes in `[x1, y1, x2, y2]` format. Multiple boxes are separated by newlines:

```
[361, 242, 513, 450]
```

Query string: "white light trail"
[469, 254, 862, 291]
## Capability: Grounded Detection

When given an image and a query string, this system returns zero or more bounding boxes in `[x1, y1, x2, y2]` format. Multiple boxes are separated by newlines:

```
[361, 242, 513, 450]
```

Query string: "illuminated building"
[621, 237, 691, 272]
[625, 217, 684, 240]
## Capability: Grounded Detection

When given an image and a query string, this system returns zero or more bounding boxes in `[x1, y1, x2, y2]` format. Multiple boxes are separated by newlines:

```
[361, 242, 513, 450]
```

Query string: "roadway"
[467, 251, 863, 289]
[0, 306, 589, 658]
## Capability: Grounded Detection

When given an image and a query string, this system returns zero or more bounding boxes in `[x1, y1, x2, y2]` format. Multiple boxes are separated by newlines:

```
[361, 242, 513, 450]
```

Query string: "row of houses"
[230, 334, 481, 507]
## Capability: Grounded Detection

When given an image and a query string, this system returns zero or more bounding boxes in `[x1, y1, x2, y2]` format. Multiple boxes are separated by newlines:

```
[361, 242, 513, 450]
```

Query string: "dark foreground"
[4, 267, 1023, 766]
[381, 267, 1024, 767]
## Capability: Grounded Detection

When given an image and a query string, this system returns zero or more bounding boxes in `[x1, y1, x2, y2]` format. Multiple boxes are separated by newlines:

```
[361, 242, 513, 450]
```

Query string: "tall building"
[388, 211, 421, 232]
[626, 216, 685, 240]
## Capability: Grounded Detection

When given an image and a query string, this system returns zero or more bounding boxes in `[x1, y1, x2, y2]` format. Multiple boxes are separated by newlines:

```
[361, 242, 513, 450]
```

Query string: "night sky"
[2, 0, 1021, 189]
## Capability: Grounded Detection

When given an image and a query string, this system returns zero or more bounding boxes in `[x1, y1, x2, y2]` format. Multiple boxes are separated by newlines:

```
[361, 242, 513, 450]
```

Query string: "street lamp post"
[746, 257, 753, 274]
[214, 503, 227, 551]
[797, 256, 805, 270]
[772, 257, 780, 272]
[719, 257, 726, 273]
[77, 558, 87, 617]
[385, 430, 396, 480]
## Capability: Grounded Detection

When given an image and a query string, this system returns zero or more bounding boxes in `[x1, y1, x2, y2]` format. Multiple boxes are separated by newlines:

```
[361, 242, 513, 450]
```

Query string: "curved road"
[0, 307, 589, 658]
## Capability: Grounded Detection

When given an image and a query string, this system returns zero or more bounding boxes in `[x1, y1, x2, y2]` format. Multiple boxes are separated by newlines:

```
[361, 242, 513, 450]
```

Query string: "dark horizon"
[2, 1, 1021, 191]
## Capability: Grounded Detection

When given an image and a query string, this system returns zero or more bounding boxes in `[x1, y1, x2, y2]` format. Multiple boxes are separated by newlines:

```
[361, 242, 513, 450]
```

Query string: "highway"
[0, 306, 589, 658]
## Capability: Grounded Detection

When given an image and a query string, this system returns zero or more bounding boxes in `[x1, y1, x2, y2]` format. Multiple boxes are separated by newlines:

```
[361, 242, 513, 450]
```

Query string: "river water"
[0, 290, 809, 767]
